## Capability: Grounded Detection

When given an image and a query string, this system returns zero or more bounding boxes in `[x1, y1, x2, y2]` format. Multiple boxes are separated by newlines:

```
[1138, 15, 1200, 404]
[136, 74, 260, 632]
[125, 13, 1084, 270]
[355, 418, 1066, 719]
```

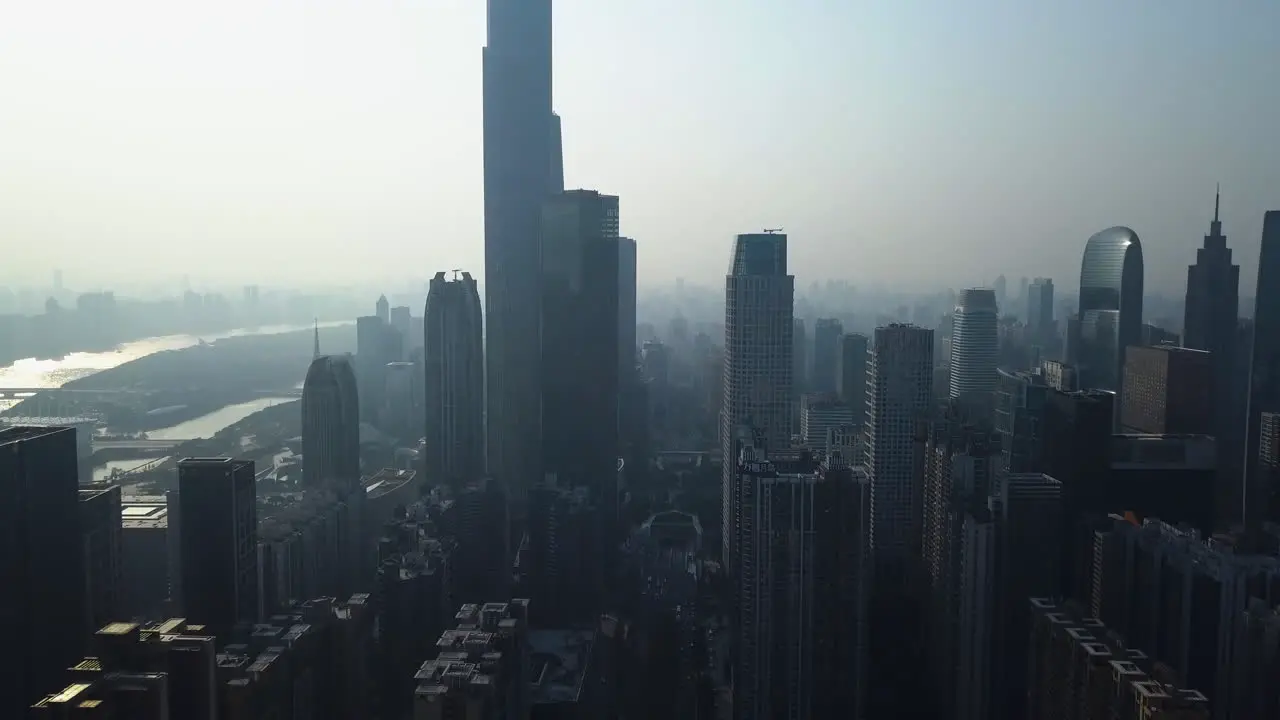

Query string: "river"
[0, 322, 346, 401]
[0, 322, 344, 480]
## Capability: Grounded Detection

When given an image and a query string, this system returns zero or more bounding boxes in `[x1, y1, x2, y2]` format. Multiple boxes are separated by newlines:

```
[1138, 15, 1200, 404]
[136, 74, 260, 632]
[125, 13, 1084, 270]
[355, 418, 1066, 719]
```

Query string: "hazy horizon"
[2, 0, 1278, 293]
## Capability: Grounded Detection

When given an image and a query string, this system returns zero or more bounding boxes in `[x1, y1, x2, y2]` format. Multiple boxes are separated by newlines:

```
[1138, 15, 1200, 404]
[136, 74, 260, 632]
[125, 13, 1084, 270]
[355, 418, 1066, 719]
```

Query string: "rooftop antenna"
[313, 318, 320, 359]
[763, 227, 783, 234]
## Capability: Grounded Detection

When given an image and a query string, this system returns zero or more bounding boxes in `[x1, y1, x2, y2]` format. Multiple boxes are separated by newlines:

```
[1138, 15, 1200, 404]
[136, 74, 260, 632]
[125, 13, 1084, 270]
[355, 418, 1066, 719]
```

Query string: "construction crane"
[763, 227, 784, 234]
[452, 268, 463, 280]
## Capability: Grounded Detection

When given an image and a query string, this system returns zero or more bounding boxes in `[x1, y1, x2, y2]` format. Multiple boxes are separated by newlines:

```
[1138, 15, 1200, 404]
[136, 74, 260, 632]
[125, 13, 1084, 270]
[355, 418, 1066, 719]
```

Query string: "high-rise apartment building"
[1090, 516, 1279, 718]
[1245, 211, 1280, 529]
[301, 354, 361, 487]
[175, 457, 258, 638]
[0, 426, 86, 715]
[920, 410, 1000, 716]
[424, 270, 485, 485]
[949, 288, 999, 411]
[483, 0, 564, 518]
[1075, 227, 1144, 397]
[720, 232, 794, 568]
[837, 332, 869, 423]
[866, 324, 934, 575]
[1026, 277, 1054, 343]
[732, 443, 870, 720]
[811, 318, 844, 394]
[1028, 598, 1210, 720]
[413, 600, 531, 718]
[1120, 345, 1213, 434]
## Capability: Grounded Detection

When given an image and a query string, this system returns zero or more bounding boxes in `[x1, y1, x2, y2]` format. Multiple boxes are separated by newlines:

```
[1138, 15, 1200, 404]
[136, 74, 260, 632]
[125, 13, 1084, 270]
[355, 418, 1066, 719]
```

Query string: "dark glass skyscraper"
[1245, 211, 1280, 528]
[1184, 189, 1242, 524]
[1075, 227, 1143, 398]
[301, 354, 360, 488]
[484, 0, 565, 512]
[0, 426, 85, 715]
[176, 457, 258, 639]
[539, 190, 620, 496]
[424, 270, 485, 485]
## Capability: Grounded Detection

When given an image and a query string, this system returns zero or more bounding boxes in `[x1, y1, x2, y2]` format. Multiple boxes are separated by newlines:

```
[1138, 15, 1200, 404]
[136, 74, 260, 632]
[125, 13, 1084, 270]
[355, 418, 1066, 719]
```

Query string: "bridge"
[93, 439, 187, 451]
[1, 387, 300, 399]
[0, 387, 139, 399]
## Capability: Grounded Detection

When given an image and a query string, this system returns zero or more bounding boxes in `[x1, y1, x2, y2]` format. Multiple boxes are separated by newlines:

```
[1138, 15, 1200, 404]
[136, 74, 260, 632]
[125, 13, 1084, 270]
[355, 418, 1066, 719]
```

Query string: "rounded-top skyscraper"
[1077, 227, 1144, 393]
[301, 354, 360, 488]
[949, 287, 999, 406]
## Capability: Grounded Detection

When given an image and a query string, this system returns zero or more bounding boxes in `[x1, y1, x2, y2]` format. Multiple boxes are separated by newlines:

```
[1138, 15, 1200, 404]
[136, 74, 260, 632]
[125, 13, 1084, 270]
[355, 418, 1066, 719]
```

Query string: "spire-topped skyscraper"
[483, 0, 565, 515]
[313, 318, 321, 359]
[1183, 186, 1241, 526]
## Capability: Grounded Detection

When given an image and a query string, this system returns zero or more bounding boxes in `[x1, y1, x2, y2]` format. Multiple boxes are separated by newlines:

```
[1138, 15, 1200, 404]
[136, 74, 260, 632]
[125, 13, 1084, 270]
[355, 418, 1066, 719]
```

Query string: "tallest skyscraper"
[483, 0, 565, 511]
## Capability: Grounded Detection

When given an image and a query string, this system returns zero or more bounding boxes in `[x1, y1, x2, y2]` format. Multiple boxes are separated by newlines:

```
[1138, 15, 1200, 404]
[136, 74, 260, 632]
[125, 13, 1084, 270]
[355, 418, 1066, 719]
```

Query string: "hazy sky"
[1, 0, 1277, 294]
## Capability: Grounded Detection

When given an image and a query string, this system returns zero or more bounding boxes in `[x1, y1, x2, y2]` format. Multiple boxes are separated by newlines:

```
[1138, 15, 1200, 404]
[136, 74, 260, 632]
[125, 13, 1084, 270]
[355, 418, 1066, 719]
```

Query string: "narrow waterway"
[146, 397, 296, 441]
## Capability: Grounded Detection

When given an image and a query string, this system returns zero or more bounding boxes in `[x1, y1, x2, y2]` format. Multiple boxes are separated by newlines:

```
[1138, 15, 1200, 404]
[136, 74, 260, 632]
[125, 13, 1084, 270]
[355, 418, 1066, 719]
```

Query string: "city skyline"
[1, 1, 1278, 291]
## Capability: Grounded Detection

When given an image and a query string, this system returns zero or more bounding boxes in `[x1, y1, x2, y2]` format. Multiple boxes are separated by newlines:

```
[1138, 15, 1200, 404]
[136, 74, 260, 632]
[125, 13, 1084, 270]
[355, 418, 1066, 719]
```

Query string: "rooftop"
[529, 628, 594, 706]
[121, 498, 168, 530]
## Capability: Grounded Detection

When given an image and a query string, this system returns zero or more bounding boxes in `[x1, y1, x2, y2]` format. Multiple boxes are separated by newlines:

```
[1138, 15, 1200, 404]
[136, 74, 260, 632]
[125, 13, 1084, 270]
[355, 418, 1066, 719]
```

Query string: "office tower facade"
[799, 392, 854, 454]
[949, 288, 999, 410]
[176, 458, 257, 638]
[1026, 277, 1054, 342]
[618, 236, 638, 377]
[792, 318, 808, 396]
[1075, 226, 1144, 395]
[994, 369, 1049, 476]
[837, 332, 869, 424]
[1245, 211, 1280, 529]
[356, 314, 394, 421]
[376, 294, 389, 324]
[1260, 411, 1280, 524]
[866, 324, 934, 574]
[720, 232, 794, 568]
[301, 354, 361, 488]
[811, 318, 844, 394]
[540, 190, 621, 502]
[0, 426, 86, 715]
[733, 445, 870, 720]
[447, 477, 510, 604]
[389, 304, 413, 345]
[79, 485, 123, 635]
[988, 473, 1063, 720]
[484, 0, 564, 515]
[424, 270, 485, 485]
[1120, 345, 1213, 434]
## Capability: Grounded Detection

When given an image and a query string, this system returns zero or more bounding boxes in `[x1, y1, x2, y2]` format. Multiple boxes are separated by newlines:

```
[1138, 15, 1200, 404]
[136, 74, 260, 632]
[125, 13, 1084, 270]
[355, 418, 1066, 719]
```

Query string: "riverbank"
[116, 398, 303, 491]
[1, 323, 354, 425]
